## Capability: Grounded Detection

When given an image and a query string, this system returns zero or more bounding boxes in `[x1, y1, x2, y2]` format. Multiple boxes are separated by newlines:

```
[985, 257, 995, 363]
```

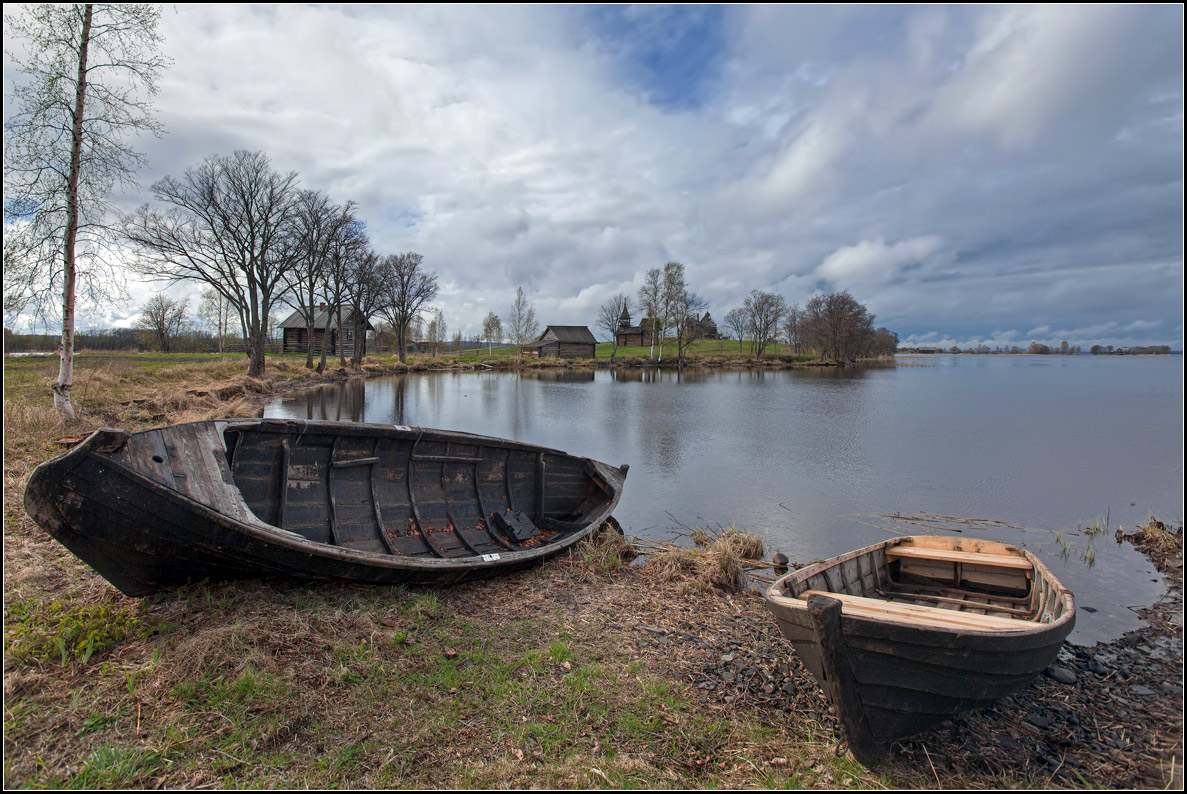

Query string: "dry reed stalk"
[714, 526, 765, 560]
[645, 548, 702, 582]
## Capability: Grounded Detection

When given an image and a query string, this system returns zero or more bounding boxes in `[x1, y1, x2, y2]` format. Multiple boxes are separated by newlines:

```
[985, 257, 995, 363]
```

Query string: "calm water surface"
[262, 354, 1184, 645]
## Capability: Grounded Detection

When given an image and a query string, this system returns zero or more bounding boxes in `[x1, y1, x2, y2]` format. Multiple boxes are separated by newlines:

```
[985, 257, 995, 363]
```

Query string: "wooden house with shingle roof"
[524, 325, 598, 359]
[278, 303, 373, 356]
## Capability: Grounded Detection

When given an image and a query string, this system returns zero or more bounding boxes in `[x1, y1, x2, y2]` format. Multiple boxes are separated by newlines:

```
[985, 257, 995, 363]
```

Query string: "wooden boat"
[764, 535, 1075, 766]
[24, 419, 628, 597]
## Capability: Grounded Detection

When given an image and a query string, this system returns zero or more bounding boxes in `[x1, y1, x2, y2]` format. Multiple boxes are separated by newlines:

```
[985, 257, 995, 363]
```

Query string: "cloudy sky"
[6, 4, 1184, 349]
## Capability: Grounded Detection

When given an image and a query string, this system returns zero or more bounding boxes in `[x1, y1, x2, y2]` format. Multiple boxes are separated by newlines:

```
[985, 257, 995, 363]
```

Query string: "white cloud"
[816, 236, 945, 291]
[5, 5, 1181, 347]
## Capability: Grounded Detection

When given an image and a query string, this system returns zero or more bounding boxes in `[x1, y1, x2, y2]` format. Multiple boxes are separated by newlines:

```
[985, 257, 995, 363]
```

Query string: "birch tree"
[482, 311, 502, 355]
[657, 261, 687, 362]
[4, 3, 169, 418]
[637, 267, 662, 359]
[198, 286, 234, 353]
[505, 287, 539, 360]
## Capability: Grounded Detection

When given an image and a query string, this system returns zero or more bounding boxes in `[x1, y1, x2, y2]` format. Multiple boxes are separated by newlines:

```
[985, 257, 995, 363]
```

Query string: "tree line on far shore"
[598, 272, 898, 366]
[908, 343, 1176, 355]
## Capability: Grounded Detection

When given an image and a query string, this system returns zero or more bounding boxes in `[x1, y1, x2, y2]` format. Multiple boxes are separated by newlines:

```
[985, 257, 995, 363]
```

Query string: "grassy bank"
[0, 354, 869, 789]
[4, 354, 1179, 789]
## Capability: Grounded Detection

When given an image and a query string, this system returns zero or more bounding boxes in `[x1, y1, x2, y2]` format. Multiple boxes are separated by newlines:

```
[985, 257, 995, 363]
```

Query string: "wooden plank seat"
[788, 590, 1039, 632]
[886, 546, 1034, 570]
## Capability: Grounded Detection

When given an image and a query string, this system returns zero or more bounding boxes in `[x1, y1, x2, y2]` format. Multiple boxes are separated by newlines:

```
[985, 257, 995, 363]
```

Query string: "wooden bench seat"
[778, 590, 1038, 632]
[886, 545, 1034, 570]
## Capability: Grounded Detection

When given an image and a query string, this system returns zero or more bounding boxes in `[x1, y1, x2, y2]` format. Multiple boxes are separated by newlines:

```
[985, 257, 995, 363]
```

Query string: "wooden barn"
[278, 304, 373, 356]
[526, 326, 598, 359]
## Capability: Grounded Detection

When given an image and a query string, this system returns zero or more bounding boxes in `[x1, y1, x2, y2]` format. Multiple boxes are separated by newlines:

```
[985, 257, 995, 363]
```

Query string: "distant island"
[901, 344, 1178, 355]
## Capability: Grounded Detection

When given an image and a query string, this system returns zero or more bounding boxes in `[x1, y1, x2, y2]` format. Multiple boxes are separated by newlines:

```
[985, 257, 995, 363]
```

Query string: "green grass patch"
[4, 598, 147, 667]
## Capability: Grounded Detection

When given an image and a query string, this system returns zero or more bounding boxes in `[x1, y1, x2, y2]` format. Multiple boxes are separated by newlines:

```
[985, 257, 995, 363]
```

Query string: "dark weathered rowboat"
[24, 419, 629, 597]
[764, 535, 1075, 766]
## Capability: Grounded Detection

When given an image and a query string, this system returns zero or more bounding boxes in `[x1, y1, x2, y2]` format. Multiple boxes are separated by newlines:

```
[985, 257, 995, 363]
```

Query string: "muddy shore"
[647, 525, 1183, 788]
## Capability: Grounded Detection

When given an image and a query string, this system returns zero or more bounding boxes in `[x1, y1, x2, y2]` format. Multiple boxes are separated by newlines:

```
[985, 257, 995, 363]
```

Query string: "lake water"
[262, 354, 1184, 645]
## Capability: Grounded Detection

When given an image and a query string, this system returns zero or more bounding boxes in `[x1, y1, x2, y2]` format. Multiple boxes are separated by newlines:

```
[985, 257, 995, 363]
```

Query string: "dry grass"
[1133, 517, 1183, 554]
[645, 547, 704, 582]
[569, 520, 638, 583]
[642, 526, 765, 594]
[715, 526, 766, 560]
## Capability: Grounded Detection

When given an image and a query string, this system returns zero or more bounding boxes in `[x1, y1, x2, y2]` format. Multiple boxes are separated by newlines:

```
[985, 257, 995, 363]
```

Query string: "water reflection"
[292, 377, 368, 423]
[518, 370, 596, 383]
[261, 357, 1184, 645]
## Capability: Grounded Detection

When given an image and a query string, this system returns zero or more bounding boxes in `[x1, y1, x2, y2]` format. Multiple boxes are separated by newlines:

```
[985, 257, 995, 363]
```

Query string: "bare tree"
[671, 289, 709, 368]
[782, 303, 802, 355]
[344, 247, 384, 369]
[377, 252, 437, 364]
[314, 211, 367, 372]
[133, 293, 187, 352]
[597, 293, 632, 360]
[482, 311, 502, 355]
[123, 150, 300, 377]
[4, 3, 169, 418]
[743, 290, 788, 358]
[724, 307, 748, 354]
[800, 291, 875, 363]
[867, 327, 899, 358]
[505, 287, 539, 360]
[279, 190, 356, 368]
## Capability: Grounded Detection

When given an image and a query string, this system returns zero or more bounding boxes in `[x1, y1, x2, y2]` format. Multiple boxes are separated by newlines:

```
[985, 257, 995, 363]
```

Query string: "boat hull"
[764, 537, 1074, 765]
[25, 419, 628, 596]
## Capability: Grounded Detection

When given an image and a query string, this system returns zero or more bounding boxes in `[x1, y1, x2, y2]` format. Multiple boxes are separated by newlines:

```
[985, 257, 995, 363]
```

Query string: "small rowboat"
[764, 535, 1075, 766]
[24, 419, 628, 596]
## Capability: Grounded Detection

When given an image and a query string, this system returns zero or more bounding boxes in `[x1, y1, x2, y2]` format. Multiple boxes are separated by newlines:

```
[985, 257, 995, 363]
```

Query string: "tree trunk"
[247, 327, 267, 377]
[53, 4, 93, 421]
[336, 315, 347, 367]
[304, 313, 315, 368]
[317, 324, 328, 372]
[350, 319, 366, 369]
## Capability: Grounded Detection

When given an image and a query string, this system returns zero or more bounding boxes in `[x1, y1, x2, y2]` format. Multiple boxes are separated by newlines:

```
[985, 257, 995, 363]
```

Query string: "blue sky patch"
[580, 4, 728, 111]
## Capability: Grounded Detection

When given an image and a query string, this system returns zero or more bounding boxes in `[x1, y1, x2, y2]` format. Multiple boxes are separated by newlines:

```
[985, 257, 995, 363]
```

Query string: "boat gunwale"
[765, 536, 1075, 637]
[29, 421, 626, 575]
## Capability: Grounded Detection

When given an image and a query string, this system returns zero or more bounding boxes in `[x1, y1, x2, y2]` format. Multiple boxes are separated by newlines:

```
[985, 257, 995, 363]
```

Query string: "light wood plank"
[793, 590, 1040, 631]
[887, 546, 1034, 570]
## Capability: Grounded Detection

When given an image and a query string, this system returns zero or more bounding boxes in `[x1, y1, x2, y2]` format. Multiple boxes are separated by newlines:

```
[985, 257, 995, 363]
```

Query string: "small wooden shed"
[526, 326, 598, 359]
